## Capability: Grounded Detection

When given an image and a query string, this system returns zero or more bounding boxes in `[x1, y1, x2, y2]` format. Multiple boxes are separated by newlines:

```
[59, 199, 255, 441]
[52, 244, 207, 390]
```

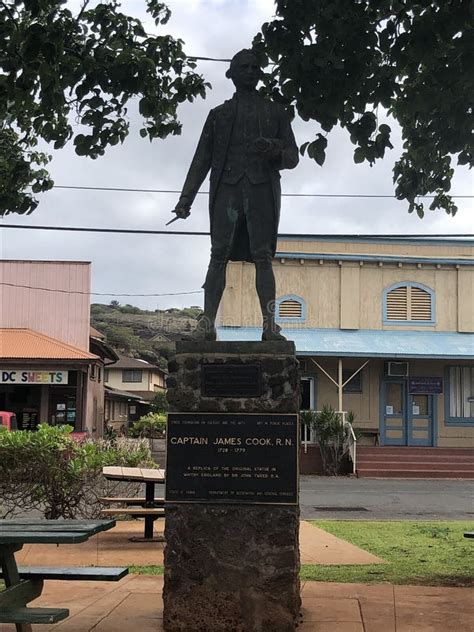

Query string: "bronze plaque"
[166, 412, 299, 505]
[202, 364, 262, 398]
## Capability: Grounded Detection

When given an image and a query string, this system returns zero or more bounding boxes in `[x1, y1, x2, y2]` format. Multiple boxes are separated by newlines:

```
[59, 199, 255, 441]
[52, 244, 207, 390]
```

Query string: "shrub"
[302, 406, 351, 475]
[150, 390, 169, 414]
[0, 424, 154, 519]
[129, 413, 166, 438]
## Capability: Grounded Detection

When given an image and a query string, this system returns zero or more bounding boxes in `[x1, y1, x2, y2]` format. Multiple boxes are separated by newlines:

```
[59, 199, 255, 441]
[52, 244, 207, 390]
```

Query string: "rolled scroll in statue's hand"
[166, 204, 191, 225]
[253, 137, 281, 158]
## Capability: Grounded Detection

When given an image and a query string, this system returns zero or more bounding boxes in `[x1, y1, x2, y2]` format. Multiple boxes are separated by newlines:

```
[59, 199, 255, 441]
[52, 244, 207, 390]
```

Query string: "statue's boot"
[255, 261, 287, 342]
[262, 323, 287, 341]
[187, 263, 225, 341]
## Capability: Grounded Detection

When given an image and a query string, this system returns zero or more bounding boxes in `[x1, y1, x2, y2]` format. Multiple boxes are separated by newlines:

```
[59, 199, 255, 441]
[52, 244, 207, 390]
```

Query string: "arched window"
[383, 282, 435, 325]
[276, 295, 306, 323]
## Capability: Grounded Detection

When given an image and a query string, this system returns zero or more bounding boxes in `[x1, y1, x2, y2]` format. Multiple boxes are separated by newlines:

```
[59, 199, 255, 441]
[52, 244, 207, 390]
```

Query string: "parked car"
[0, 411, 18, 431]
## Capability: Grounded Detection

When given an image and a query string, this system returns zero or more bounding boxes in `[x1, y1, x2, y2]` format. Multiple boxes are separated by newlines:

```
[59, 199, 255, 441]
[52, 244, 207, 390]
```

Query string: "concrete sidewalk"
[16, 520, 385, 567]
[2, 575, 473, 632]
[3, 521, 472, 631]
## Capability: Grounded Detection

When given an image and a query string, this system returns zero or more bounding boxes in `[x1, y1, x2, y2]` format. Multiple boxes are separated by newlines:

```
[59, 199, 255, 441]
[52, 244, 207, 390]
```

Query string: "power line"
[188, 56, 231, 62]
[52, 185, 473, 199]
[0, 281, 202, 298]
[0, 224, 209, 236]
[1, 224, 473, 238]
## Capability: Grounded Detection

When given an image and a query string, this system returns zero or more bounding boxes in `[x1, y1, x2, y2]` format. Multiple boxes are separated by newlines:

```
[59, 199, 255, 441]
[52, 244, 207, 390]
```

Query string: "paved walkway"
[16, 520, 385, 567]
[4, 521, 472, 631]
[2, 575, 473, 631]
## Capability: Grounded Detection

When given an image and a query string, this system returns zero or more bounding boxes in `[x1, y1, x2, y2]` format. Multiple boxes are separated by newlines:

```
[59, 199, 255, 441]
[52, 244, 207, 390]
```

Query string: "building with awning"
[0, 260, 117, 435]
[0, 327, 103, 432]
[217, 236, 474, 477]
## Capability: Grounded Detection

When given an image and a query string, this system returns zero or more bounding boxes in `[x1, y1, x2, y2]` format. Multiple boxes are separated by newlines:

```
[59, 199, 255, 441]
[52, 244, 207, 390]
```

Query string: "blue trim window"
[445, 366, 474, 426]
[276, 295, 306, 323]
[383, 282, 435, 326]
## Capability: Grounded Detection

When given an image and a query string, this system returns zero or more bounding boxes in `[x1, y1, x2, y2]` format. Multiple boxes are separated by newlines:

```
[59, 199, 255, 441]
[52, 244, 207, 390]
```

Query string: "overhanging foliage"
[0, 0, 209, 215]
[253, 0, 473, 217]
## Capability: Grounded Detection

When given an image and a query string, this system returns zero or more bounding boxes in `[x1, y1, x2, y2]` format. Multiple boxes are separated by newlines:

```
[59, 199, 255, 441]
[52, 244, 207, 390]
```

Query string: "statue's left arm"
[275, 105, 299, 170]
[255, 105, 299, 171]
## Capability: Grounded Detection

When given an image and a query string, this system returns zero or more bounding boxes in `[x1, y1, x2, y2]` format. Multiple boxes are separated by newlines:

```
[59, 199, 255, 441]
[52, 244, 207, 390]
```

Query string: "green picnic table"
[0, 519, 118, 632]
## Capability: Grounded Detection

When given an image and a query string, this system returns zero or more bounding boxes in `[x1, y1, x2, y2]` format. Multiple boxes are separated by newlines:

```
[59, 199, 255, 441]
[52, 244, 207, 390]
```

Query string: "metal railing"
[300, 409, 357, 474]
[342, 412, 358, 475]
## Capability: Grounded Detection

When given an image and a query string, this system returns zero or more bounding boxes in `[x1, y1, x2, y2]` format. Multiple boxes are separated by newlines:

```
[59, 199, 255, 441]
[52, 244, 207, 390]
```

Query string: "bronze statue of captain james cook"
[170, 49, 299, 341]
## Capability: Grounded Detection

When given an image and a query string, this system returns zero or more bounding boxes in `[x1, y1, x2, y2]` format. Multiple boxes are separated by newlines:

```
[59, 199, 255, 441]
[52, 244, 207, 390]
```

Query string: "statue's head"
[226, 49, 262, 90]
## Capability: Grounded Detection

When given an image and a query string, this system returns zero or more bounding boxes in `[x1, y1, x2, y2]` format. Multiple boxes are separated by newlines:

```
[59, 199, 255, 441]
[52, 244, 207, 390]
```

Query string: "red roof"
[0, 329, 98, 361]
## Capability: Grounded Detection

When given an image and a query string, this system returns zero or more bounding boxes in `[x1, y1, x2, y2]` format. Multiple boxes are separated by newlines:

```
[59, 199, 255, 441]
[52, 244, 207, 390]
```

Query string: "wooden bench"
[0, 607, 69, 624]
[0, 567, 128, 626]
[0, 579, 68, 625]
[100, 508, 165, 518]
[100, 497, 165, 506]
[0, 566, 129, 582]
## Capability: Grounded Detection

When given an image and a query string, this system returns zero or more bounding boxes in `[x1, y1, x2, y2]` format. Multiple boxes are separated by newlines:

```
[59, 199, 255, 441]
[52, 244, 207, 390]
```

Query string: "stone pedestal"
[163, 341, 301, 632]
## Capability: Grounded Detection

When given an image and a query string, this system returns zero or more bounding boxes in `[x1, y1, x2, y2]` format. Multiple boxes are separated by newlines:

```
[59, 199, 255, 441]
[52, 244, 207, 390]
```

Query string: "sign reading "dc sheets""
[0, 370, 68, 385]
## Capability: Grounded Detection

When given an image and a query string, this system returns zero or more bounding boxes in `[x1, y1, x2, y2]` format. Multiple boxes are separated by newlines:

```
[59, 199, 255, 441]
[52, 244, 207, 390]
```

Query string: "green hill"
[90, 302, 202, 366]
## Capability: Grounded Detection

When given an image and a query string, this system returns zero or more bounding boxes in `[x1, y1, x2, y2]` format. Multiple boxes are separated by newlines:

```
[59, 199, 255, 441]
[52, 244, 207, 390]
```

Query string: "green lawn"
[301, 520, 474, 586]
[130, 520, 473, 587]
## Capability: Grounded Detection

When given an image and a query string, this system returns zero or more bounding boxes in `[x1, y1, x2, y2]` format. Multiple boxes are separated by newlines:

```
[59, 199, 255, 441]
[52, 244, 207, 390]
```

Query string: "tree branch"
[76, 0, 91, 23]
[1, 1, 18, 29]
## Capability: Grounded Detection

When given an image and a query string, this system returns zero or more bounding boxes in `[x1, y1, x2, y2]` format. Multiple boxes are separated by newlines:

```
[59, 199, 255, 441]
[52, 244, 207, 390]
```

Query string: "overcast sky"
[1, 0, 472, 310]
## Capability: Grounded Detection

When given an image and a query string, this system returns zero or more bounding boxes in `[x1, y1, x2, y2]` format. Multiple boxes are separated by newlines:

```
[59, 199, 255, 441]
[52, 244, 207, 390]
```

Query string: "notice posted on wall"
[165, 413, 299, 505]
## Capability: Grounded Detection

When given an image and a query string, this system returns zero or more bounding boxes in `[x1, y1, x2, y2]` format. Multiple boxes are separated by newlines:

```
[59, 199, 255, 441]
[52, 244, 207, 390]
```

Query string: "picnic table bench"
[0, 519, 127, 632]
[102, 466, 166, 542]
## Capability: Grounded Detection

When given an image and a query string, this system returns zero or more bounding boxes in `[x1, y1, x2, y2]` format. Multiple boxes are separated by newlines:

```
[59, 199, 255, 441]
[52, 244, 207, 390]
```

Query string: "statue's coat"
[178, 94, 299, 262]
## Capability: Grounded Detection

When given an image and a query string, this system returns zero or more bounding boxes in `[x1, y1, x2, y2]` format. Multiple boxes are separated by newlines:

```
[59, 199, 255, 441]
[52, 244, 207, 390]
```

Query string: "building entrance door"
[382, 380, 435, 446]
[408, 393, 435, 446]
[382, 380, 407, 445]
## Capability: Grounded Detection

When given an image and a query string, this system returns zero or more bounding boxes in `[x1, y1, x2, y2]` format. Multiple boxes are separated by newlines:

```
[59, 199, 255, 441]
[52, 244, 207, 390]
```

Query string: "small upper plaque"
[202, 364, 262, 398]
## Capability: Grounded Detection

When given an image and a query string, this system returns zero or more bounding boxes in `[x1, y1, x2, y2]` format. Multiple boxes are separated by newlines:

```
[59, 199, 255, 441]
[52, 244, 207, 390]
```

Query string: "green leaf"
[299, 141, 309, 156]
[354, 147, 365, 164]
[314, 149, 326, 166]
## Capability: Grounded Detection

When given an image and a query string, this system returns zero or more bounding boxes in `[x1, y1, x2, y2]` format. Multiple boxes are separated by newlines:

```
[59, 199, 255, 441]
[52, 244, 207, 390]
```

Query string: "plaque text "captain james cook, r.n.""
[170, 436, 294, 446]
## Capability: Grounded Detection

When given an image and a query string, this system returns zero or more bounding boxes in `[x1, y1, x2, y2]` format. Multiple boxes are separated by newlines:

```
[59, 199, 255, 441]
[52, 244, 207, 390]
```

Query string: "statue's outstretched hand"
[166, 202, 191, 225]
[173, 202, 191, 219]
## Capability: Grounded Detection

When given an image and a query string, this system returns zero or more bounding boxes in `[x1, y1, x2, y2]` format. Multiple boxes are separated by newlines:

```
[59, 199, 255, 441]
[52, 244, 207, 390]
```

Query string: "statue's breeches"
[210, 177, 276, 265]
